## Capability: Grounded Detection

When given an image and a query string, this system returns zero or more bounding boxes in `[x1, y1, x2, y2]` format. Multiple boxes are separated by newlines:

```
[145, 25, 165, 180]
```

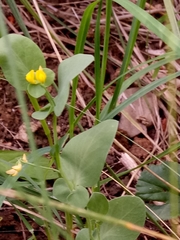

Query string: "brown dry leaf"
[118, 87, 157, 137]
[14, 121, 41, 143]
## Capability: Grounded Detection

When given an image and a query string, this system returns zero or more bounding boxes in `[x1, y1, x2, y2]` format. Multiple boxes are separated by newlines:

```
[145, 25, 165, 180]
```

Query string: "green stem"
[53, 114, 58, 143]
[45, 223, 53, 240]
[53, 114, 61, 170]
[69, 1, 100, 138]
[105, 163, 125, 188]
[27, 93, 53, 146]
[20, 0, 41, 24]
[44, 89, 61, 170]
[44, 89, 55, 107]
[52, 82, 58, 92]
[98, 0, 112, 111]
[69, 76, 78, 138]
[87, 218, 93, 238]
[94, 0, 102, 123]
[24, 162, 60, 174]
[65, 212, 73, 240]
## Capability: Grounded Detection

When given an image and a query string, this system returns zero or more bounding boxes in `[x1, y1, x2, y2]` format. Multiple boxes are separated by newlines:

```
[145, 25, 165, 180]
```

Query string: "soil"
[0, 208, 47, 240]
[0, 0, 169, 239]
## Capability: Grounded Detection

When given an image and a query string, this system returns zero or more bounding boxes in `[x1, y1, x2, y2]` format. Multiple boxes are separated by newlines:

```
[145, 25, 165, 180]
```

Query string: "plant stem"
[53, 114, 58, 143]
[53, 114, 61, 170]
[69, 0, 100, 137]
[24, 162, 60, 174]
[44, 90, 55, 108]
[105, 163, 125, 187]
[27, 93, 53, 146]
[98, 0, 112, 110]
[65, 212, 73, 240]
[94, 0, 102, 123]
[44, 89, 61, 170]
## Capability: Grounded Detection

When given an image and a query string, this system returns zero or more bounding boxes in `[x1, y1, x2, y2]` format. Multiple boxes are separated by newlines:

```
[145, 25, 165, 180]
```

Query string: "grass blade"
[69, 0, 100, 137]
[108, 0, 146, 112]
[114, 0, 180, 51]
[6, 0, 30, 38]
[103, 71, 180, 120]
[164, 0, 180, 37]
[94, 1, 102, 122]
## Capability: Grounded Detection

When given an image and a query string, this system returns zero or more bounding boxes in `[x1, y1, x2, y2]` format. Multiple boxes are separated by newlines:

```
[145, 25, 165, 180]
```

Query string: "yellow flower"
[26, 66, 46, 84]
[35, 66, 46, 83]
[6, 162, 22, 177]
[26, 70, 36, 84]
[22, 154, 28, 163]
[6, 168, 18, 177]
[12, 162, 22, 171]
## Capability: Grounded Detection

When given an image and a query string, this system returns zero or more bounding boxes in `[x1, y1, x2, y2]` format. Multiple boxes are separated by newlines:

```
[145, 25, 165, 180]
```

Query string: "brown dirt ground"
[0, 0, 168, 239]
[0, 208, 48, 240]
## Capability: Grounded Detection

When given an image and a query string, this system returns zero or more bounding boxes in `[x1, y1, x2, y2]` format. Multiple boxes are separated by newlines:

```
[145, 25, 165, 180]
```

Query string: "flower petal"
[26, 70, 36, 84]
[22, 154, 28, 163]
[6, 168, 18, 176]
[35, 66, 46, 83]
[12, 162, 22, 172]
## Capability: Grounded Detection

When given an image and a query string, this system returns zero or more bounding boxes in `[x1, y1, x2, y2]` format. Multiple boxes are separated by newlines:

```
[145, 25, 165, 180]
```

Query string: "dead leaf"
[14, 121, 41, 143]
[118, 87, 157, 137]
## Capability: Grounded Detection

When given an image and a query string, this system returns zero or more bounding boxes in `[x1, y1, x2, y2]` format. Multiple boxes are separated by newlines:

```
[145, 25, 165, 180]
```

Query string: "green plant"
[1, 0, 180, 239]
[0, 33, 146, 239]
[136, 162, 180, 221]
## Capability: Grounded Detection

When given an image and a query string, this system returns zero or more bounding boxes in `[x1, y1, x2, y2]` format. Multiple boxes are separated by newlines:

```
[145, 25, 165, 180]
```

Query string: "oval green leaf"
[0, 34, 46, 90]
[76, 228, 90, 240]
[61, 120, 118, 187]
[43, 68, 55, 87]
[54, 54, 94, 116]
[87, 192, 109, 215]
[100, 196, 146, 240]
[32, 104, 53, 120]
[27, 84, 46, 98]
[53, 178, 71, 203]
[67, 186, 89, 208]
